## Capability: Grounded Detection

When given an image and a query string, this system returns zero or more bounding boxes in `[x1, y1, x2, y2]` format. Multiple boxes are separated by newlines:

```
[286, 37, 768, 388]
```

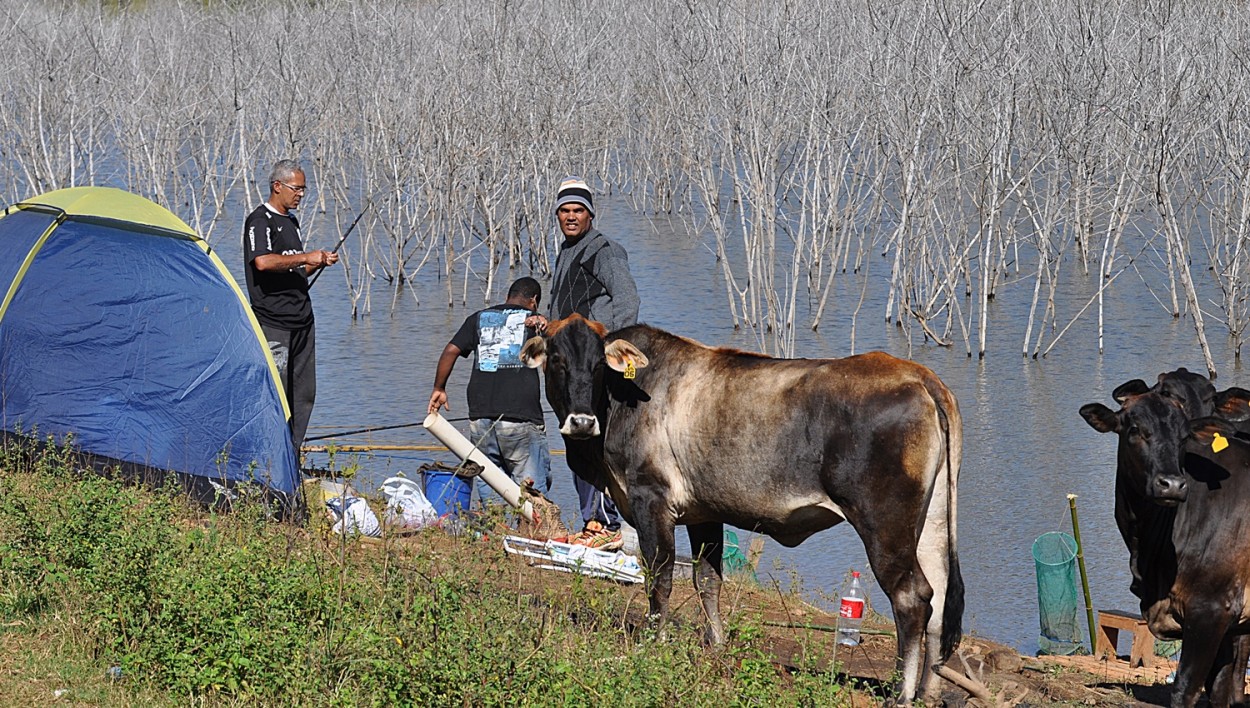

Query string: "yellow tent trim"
[194, 239, 293, 422]
[19, 186, 195, 236]
[0, 214, 63, 324]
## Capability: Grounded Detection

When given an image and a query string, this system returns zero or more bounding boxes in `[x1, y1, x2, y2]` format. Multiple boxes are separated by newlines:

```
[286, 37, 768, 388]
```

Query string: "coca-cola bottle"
[838, 571, 865, 646]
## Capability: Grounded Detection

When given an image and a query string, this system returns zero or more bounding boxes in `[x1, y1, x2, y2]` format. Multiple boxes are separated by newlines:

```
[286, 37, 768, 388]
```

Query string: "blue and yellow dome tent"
[0, 186, 301, 514]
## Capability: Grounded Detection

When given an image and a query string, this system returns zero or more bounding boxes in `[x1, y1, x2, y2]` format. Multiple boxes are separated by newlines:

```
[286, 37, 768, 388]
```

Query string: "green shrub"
[0, 440, 857, 705]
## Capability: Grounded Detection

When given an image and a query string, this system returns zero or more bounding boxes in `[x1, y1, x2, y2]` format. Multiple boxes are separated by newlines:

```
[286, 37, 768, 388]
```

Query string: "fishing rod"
[303, 419, 426, 442]
[302, 416, 472, 443]
[302, 443, 447, 452]
[300, 442, 567, 456]
[307, 200, 373, 288]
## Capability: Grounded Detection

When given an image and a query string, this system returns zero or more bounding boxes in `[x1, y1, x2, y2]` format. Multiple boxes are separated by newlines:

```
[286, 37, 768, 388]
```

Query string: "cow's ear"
[1079, 403, 1120, 434]
[1214, 387, 1250, 423]
[520, 336, 547, 369]
[1112, 379, 1149, 402]
[605, 339, 648, 372]
[1190, 416, 1238, 452]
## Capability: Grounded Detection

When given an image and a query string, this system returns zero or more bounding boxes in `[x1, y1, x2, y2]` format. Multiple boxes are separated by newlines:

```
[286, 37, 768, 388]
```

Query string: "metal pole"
[1068, 493, 1097, 655]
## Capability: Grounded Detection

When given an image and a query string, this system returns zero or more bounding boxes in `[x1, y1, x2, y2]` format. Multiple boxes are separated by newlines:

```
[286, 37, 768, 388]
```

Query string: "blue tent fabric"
[0, 189, 299, 503]
[0, 208, 57, 293]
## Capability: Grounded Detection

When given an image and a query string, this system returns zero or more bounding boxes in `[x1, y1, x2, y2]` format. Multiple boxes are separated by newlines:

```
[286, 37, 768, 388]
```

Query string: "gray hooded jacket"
[549, 228, 640, 332]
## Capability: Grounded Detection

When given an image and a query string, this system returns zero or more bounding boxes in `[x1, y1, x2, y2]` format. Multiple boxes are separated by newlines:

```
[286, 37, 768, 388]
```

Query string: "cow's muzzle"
[1149, 475, 1188, 505]
[560, 413, 600, 439]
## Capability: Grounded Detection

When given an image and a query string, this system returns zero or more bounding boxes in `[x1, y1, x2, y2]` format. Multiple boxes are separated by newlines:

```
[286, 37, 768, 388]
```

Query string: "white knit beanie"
[554, 176, 594, 216]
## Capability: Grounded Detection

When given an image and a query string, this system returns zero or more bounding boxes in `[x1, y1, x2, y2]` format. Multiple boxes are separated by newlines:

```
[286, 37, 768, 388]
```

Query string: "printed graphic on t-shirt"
[477, 309, 528, 372]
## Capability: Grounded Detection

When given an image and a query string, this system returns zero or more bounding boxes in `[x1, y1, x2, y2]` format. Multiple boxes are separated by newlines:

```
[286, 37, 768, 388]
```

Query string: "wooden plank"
[1043, 654, 1175, 685]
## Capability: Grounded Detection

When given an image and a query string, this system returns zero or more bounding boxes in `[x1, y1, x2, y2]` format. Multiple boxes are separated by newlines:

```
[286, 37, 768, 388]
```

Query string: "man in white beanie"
[546, 176, 639, 550]
[547, 177, 640, 331]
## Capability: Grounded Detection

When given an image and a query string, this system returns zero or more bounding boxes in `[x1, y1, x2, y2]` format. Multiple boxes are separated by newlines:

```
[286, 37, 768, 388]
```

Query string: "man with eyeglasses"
[243, 159, 338, 453]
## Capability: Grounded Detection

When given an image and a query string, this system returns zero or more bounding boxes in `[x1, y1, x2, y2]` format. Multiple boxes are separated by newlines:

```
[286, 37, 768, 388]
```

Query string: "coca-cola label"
[839, 596, 865, 619]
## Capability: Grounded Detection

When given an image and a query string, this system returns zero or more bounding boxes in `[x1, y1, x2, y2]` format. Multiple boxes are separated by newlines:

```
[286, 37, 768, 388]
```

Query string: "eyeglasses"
[278, 181, 307, 194]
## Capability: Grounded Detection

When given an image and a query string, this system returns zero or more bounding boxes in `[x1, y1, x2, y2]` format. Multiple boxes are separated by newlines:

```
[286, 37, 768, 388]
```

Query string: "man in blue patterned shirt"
[429, 277, 551, 502]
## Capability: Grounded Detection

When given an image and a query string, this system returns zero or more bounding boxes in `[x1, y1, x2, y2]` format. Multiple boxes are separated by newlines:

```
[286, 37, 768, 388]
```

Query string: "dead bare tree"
[0, 0, 1248, 367]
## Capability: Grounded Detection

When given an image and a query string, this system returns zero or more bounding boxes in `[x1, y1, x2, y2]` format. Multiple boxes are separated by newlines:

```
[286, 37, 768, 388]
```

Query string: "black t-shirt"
[243, 203, 313, 329]
[450, 305, 544, 425]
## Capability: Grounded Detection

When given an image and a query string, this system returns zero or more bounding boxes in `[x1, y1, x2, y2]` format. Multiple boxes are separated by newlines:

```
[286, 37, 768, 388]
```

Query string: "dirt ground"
[661, 577, 1181, 707]
[749, 600, 1178, 706]
[477, 528, 1180, 708]
[392, 493, 1183, 706]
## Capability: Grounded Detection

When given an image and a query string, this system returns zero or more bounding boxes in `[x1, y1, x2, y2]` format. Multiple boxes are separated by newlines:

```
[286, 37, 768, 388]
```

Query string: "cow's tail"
[930, 378, 965, 663]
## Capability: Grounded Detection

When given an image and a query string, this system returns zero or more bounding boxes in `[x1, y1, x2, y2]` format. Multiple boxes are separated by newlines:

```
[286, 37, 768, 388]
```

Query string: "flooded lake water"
[217, 196, 1250, 656]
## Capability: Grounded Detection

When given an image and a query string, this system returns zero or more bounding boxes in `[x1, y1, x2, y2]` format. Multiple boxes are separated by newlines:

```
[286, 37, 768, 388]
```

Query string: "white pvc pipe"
[422, 413, 535, 523]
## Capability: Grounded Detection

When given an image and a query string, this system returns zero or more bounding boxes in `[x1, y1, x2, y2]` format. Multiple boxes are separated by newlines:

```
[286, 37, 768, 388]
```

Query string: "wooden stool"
[1096, 609, 1156, 668]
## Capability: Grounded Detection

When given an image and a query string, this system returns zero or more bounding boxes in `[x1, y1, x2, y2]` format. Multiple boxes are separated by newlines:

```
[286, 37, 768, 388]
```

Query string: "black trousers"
[260, 322, 317, 451]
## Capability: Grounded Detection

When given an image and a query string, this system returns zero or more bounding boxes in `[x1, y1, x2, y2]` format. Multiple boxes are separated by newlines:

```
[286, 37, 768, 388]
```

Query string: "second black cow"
[1081, 374, 1250, 707]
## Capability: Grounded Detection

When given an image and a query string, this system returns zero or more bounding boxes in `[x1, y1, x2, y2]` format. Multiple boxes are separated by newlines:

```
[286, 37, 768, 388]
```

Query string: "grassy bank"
[0, 442, 857, 706]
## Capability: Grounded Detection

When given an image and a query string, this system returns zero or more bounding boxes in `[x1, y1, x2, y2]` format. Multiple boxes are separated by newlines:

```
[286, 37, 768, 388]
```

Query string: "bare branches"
[0, 0, 1244, 364]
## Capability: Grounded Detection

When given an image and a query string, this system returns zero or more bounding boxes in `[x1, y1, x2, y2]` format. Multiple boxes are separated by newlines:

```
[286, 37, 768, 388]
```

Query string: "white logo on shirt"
[477, 310, 529, 372]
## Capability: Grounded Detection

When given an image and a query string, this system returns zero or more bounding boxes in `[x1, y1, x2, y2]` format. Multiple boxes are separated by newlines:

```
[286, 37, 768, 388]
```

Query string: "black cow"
[1101, 370, 1217, 595]
[1081, 381, 1250, 707]
[522, 315, 964, 704]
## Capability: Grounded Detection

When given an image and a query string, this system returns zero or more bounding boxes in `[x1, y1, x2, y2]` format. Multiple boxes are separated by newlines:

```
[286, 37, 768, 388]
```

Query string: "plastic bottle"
[838, 571, 865, 646]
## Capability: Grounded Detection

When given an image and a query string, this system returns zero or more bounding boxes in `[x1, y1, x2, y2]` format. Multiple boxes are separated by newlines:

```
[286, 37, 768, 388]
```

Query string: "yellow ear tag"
[1213, 432, 1229, 453]
[623, 362, 636, 380]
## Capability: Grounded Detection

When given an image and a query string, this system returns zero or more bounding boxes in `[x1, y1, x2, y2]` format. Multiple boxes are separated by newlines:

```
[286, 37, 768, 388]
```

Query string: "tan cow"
[522, 315, 964, 705]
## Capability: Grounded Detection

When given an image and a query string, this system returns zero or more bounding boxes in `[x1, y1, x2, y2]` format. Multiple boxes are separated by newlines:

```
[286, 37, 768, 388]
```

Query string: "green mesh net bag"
[1032, 531, 1084, 655]
[723, 529, 753, 578]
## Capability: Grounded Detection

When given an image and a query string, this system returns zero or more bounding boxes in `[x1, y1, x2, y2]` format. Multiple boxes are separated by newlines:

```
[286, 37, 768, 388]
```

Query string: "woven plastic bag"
[380, 475, 439, 530]
[326, 493, 382, 538]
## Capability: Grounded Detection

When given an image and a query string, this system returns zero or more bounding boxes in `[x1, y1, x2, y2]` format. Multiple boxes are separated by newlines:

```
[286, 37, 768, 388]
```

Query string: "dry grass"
[0, 619, 173, 707]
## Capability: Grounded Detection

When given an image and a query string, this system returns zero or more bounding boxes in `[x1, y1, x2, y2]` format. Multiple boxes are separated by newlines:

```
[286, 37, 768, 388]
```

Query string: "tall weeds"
[0, 440, 852, 704]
